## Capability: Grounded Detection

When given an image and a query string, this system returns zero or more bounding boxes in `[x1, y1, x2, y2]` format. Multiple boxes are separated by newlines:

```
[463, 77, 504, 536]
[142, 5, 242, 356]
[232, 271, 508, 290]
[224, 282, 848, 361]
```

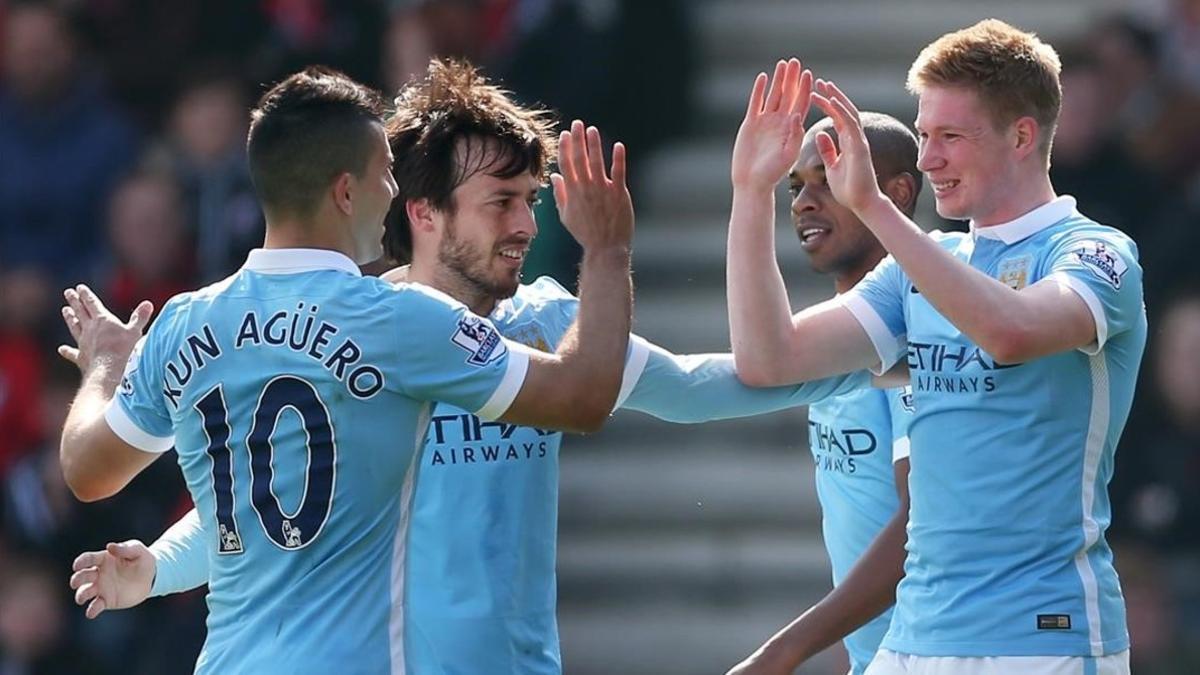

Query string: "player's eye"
[787, 185, 801, 197]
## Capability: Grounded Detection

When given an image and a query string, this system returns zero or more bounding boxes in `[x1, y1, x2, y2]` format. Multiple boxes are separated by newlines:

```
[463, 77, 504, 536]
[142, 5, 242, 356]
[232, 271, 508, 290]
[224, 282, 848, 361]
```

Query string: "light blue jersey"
[144, 275, 872, 674]
[841, 197, 1146, 658]
[808, 384, 912, 674]
[105, 249, 532, 675]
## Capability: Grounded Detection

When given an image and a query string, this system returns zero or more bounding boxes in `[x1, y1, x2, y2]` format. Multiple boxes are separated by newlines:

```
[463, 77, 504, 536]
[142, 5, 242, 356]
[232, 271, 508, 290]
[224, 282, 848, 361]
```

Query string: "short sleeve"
[391, 284, 531, 421]
[1043, 230, 1144, 354]
[840, 254, 909, 375]
[105, 319, 176, 454]
[887, 386, 915, 463]
[518, 276, 649, 410]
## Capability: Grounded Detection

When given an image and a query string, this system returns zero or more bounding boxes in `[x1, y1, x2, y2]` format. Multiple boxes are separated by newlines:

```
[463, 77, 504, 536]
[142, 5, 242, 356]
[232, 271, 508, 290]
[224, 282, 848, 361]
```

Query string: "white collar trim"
[971, 196, 1076, 244]
[242, 248, 361, 276]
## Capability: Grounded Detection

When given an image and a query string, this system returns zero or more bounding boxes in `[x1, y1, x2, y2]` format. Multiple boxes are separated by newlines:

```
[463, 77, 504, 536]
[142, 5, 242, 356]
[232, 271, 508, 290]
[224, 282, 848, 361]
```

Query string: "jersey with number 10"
[105, 249, 530, 674]
[842, 197, 1146, 658]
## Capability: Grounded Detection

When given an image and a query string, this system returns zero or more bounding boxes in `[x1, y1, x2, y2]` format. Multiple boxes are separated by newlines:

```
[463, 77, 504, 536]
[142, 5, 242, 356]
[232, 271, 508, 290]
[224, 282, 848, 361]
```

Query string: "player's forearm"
[727, 186, 798, 386]
[757, 508, 908, 668]
[556, 246, 633, 428]
[60, 362, 126, 501]
[149, 509, 210, 596]
[624, 349, 868, 424]
[855, 197, 1044, 363]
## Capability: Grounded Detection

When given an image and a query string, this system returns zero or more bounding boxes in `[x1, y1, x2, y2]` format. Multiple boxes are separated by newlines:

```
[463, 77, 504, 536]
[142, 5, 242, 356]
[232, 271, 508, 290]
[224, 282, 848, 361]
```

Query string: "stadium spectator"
[103, 170, 198, 321]
[0, 1, 140, 286]
[0, 558, 97, 674]
[165, 68, 264, 282]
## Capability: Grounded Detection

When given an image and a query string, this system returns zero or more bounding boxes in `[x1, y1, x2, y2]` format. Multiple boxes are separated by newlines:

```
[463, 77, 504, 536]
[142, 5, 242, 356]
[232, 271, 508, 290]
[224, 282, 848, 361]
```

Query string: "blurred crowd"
[0, 0, 1197, 673]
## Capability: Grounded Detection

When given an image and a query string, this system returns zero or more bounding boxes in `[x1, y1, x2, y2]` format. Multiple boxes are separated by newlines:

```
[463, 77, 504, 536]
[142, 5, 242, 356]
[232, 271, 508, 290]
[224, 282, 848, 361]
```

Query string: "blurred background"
[1, 0, 1198, 673]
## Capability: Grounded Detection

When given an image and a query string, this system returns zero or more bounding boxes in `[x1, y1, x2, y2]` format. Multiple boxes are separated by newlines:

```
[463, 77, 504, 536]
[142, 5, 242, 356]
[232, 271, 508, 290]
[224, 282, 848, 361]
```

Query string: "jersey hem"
[476, 342, 532, 420]
[613, 336, 651, 411]
[1047, 272, 1108, 354]
[839, 294, 904, 375]
[104, 400, 175, 453]
[880, 635, 1130, 657]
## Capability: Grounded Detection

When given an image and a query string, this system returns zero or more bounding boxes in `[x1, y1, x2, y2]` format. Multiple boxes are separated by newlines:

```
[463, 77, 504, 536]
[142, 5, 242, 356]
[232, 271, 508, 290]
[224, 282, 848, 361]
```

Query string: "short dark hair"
[246, 67, 387, 218]
[383, 59, 557, 263]
[810, 112, 923, 216]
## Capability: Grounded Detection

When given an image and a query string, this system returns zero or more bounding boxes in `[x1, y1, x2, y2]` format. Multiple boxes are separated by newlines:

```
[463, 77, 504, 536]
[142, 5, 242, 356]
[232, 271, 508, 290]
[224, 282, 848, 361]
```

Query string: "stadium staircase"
[555, 1, 1107, 672]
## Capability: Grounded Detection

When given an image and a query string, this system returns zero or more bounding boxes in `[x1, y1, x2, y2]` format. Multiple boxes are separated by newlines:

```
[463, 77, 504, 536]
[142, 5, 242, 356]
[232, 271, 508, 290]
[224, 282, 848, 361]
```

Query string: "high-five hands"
[550, 119, 634, 253]
[731, 58, 813, 191]
[810, 79, 887, 215]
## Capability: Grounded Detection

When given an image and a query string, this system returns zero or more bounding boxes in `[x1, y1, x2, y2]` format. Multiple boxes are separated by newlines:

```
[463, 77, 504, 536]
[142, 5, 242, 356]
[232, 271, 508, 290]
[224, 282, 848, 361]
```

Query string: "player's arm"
[811, 81, 1095, 363]
[497, 121, 634, 432]
[621, 343, 872, 423]
[727, 60, 880, 386]
[728, 393, 913, 675]
[69, 509, 210, 619]
[730, 458, 910, 675]
[58, 286, 160, 502]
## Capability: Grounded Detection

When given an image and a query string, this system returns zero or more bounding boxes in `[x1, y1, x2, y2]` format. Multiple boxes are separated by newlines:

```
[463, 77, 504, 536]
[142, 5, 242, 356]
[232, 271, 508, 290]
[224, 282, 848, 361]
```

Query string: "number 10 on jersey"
[194, 376, 338, 554]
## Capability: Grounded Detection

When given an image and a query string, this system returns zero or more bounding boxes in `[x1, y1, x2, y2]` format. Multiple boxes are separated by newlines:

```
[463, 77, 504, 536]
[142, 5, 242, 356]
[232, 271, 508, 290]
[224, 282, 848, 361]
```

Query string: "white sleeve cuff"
[839, 294, 905, 375]
[476, 341, 532, 420]
[613, 336, 651, 411]
[104, 400, 175, 454]
[892, 437, 911, 463]
[1048, 272, 1108, 355]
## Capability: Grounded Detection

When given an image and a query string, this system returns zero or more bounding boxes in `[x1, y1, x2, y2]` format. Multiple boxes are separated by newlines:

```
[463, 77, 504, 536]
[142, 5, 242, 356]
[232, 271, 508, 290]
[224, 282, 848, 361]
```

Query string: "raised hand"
[58, 285, 152, 375]
[550, 120, 634, 253]
[70, 540, 156, 619]
[810, 79, 886, 214]
[731, 58, 813, 191]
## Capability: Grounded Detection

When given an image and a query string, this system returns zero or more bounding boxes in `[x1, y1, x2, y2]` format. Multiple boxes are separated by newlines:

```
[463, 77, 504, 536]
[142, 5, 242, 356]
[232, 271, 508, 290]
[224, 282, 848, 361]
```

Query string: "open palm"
[731, 58, 813, 190]
[809, 79, 884, 214]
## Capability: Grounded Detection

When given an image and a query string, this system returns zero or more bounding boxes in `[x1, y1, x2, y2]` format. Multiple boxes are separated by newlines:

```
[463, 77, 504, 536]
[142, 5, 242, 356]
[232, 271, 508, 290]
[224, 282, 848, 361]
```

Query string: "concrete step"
[557, 530, 832, 602]
[559, 448, 820, 529]
[558, 598, 850, 675]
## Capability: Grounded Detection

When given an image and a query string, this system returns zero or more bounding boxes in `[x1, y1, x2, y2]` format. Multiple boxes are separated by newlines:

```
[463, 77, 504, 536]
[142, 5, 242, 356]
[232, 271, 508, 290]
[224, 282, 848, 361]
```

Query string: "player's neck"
[262, 221, 356, 261]
[833, 252, 887, 295]
[971, 171, 1056, 228]
[408, 261, 498, 317]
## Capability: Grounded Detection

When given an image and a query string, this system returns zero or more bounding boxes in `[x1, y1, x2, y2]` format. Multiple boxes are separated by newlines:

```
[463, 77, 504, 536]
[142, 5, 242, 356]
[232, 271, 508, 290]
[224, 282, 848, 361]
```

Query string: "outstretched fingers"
[763, 60, 788, 113]
[745, 72, 768, 120]
[568, 120, 590, 182]
[585, 126, 607, 183]
[609, 142, 627, 189]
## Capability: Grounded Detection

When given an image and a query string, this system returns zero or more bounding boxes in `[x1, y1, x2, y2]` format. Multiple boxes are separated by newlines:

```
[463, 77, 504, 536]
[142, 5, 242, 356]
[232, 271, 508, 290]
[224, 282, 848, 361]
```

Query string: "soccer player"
[66, 61, 870, 674]
[727, 21, 1145, 675]
[57, 66, 640, 674]
[728, 113, 919, 675]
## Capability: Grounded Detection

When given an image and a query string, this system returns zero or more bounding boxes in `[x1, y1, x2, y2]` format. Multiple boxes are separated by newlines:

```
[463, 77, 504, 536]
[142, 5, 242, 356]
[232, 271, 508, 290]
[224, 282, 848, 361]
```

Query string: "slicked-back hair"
[810, 112, 923, 217]
[907, 19, 1062, 158]
[383, 59, 558, 263]
[247, 67, 388, 219]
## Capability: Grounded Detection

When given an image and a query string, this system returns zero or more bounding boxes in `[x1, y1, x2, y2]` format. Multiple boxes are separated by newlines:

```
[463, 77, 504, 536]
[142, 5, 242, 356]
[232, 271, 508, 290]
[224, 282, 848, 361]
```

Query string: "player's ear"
[1012, 116, 1039, 160]
[331, 172, 354, 217]
[406, 198, 437, 235]
[881, 172, 917, 215]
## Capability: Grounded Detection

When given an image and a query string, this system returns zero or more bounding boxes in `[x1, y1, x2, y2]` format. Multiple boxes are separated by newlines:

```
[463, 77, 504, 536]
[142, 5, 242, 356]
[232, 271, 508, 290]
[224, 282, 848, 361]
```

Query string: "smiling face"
[789, 128, 885, 280]
[433, 150, 540, 302]
[915, 85, 1024, 224]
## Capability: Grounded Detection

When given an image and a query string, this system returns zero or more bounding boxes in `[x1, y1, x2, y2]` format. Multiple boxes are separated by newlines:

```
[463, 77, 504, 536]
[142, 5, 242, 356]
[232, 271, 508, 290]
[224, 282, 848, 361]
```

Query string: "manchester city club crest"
[997, 254, 1034, 290]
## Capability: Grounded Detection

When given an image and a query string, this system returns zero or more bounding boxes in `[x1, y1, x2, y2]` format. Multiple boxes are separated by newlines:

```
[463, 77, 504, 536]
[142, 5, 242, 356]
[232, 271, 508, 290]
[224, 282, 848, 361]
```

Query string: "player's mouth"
[497, 246, 528, 268]
[797, 223, 832, 251]
[931, 179, 960, 198]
